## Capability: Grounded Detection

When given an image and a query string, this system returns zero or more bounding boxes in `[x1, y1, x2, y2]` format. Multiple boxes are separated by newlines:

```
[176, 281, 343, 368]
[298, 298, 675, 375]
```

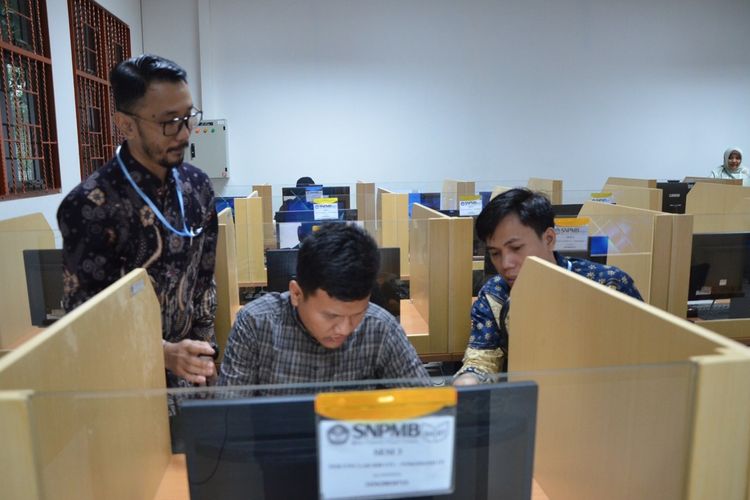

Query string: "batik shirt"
[57, 141, 218, 388]
[456, 253, 643, 381]
[219, 292, 430, 392]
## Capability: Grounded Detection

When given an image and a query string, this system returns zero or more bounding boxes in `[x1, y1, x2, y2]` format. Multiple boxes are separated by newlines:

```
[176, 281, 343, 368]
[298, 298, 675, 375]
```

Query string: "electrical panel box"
[186, 119, 229, 179]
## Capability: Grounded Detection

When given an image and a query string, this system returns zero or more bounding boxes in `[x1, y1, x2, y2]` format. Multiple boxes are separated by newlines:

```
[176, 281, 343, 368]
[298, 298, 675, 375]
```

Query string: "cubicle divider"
[441, 179, 475, 210]
[376, 187, 410, 276]
[601, 183, 663, 211]
[0, 213, 56, 350]
[510, 257, 750, 500]
[528, 177, 562, 204]
[579, 201, 692, 317]
[251, 183, 275, 249]
[685, 182, 750, 233]
[605, 176, 657, 188]
[356, 181, 377, 237]
[0, 269, 171, 500]
[234, 190, 267, 286]
[407, 204, 473, 358]
[215, 208, 241, 361]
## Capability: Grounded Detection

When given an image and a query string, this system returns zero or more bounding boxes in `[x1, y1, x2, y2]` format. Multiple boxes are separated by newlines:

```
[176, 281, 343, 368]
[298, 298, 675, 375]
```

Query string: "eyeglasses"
[122, 107, 203, 136]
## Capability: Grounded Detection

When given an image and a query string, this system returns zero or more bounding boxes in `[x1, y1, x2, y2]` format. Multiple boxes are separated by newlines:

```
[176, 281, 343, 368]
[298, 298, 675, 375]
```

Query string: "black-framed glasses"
[123, 107, 203, 136]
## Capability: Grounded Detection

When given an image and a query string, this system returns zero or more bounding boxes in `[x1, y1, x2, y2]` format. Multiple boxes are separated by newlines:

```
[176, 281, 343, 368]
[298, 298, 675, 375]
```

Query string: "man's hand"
[453, 373, 481, 386]
[163, 339, 216, 385]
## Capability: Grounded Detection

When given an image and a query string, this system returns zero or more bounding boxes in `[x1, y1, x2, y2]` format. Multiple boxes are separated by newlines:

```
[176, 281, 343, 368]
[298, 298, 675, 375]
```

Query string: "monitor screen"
[276, 212, 361, 248]
[177, 381, 537, 500]
[23, 249, 64, 327]
[321, 186, 351, 209]
[551, 204, 583, 218]
[688, 233, 749, 301]
[265, 249, 299, 293]
[656, 182, 690, 214]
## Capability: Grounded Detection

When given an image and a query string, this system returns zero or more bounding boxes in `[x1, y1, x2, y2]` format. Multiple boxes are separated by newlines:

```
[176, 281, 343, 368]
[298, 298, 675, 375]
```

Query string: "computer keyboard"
[693, 301, 731, 320]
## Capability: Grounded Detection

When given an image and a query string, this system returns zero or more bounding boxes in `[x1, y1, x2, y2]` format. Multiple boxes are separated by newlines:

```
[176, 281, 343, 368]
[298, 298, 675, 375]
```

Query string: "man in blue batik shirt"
[454, 188, 643, 385]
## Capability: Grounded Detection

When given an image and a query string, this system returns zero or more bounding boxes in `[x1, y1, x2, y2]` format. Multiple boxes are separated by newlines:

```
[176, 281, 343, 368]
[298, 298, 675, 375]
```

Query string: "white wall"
[142, 0, 750, 196]
[1, 0, 142, 230]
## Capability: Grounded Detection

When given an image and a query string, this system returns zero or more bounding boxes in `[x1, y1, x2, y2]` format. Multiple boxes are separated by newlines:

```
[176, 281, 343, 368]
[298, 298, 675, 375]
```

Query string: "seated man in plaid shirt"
[219, 223, 429, 390]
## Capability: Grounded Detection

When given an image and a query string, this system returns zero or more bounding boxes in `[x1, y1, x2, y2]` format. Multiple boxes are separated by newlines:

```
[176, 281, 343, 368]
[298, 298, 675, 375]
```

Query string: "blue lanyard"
[116, 145, 203, 238]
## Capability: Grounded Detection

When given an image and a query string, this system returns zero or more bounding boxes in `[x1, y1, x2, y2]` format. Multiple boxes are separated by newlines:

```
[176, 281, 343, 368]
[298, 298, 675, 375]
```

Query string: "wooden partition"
[606, 176, 657, 188]
[376, 187, 410, 276]
[696, 319, 750, 345]
[408, 204, 472, 357]
[215, 208, 241, 361]
[0, 213, 55, 350]
[579, 201, 692, 316]
[685, 182, 750, 233]
[490, 185, 513, 200]
[356, 181, 377, 236]
[0, 269, 170, 500]
[251, 184, 275, 249]
[600, 183, 662, 211]
[510, 258, 750, 500]
[528, 178, 563, 204]
[234, 190, 266, 286]
[441, 179, 475, 210]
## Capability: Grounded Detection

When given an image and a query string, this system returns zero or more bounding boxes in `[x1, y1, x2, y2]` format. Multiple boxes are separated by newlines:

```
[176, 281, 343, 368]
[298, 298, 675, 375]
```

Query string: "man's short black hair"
[110, 54, 187, 113]
[296, 176, 316, 186]
[296, 223, 380, 301]
[475, 188, 555, 242]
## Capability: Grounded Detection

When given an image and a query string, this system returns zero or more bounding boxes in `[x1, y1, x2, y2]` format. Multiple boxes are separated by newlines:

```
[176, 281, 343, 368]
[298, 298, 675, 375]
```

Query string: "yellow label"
[315, 386, 457, 421]
[554, 216, 590, 227]
[590, 191, 612, 198]
[459, 195, 481, 201]
[314, 197, 338, 204]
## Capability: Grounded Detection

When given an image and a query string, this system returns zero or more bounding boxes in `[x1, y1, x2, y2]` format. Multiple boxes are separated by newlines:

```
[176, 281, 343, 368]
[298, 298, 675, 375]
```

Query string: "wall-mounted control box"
[186, 119, 229, 179]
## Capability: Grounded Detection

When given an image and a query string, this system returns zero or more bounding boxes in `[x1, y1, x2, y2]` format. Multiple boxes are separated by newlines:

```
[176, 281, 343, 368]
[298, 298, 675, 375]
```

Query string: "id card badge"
[314, 197, 339, 220]
[458, 195, 482, 216]
[316, 387, 457, 500]
[554, 216, 590, 252]
[591, 191, 615, 204]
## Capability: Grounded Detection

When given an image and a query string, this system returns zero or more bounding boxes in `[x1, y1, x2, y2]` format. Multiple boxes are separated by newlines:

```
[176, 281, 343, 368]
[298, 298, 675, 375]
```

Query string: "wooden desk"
[154, 454, 550, 499]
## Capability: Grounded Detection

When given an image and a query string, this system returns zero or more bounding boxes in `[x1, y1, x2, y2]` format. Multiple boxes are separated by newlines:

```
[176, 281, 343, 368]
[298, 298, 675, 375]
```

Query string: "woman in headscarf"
[709, 148, 748, 185]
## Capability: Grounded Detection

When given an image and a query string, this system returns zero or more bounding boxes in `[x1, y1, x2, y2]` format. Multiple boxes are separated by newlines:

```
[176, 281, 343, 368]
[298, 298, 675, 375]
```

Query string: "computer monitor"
[688, 232, 748, 301]
[265, 246, 402, 319]
[551, 204, 583, 218]
[321, 186, 351, 209]
[276, 210, 361, 248]
[281, 186, 350, 210]
[177, 381, 538, 500]
[656, 181, 690, 214]
[266, 249, 299, 293]
[23, 249, 65, 326]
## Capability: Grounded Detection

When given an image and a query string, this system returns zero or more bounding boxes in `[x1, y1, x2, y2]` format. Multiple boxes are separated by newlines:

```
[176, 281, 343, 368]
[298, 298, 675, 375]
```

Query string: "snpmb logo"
[327, 424, 350, 445]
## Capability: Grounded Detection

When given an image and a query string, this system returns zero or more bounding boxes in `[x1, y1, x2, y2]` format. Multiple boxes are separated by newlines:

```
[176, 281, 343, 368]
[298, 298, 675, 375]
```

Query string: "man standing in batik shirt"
[57, 54, 218, 388]
[454, 189, 643, 385]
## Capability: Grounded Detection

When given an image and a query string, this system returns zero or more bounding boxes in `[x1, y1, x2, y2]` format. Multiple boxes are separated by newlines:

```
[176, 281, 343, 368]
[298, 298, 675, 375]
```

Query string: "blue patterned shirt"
[457, 253, 643, 379]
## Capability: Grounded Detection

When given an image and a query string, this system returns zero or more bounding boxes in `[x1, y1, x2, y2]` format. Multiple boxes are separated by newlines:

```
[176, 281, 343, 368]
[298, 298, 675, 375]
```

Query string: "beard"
[137, 126, 188, 169]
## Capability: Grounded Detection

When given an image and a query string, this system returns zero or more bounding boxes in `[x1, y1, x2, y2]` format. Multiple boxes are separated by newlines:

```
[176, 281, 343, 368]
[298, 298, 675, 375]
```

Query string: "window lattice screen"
[69, 0, 130, 178]
[0, 0, 60, 199]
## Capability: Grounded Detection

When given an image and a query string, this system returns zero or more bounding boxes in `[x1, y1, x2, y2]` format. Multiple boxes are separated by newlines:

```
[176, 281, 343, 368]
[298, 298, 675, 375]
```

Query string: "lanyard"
[115, 145, 203, 238]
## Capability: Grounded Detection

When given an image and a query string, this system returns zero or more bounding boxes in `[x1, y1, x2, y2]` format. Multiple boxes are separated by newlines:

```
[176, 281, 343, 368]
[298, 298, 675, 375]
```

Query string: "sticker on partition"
[458, 195, 482, 216]
[591, 191, 615, 204]
[316, 387, 457, 500]
[313, 197, 339, 220]
[130, 279, 145, 296]
[554, 217, 590, 252]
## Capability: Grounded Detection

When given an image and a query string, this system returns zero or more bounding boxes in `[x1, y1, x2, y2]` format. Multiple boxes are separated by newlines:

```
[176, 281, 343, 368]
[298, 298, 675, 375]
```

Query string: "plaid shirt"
[219, 292, 430, 392]
[457, 253, 643, 380]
